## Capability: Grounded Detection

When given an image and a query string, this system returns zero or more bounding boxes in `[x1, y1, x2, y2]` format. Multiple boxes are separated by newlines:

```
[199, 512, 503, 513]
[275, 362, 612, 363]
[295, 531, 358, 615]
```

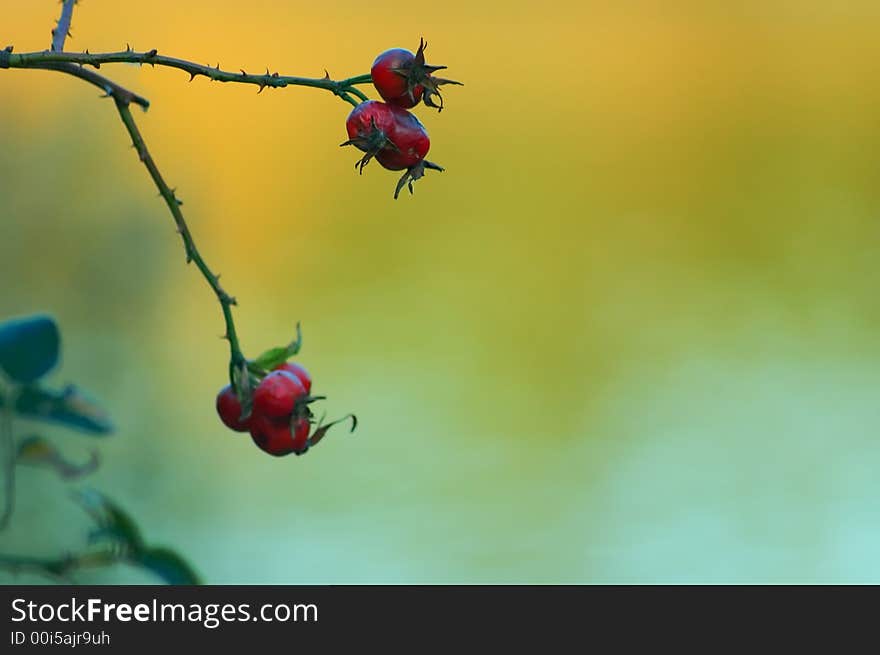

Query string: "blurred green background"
[2, 1, 880, 583]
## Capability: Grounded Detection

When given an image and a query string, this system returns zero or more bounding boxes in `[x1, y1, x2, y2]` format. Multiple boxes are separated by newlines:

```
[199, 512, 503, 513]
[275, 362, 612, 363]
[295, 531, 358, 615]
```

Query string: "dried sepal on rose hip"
[340, 100, 400, 174]
[371, 38, 462, 111]
[341, 100, 444, 198]
[392, 159, 445, 200]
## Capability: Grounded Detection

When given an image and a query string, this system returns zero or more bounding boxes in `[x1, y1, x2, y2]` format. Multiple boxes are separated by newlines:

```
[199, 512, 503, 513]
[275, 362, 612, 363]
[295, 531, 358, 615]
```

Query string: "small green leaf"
[9, 384, 114, 435]
[73, 489, 144, 551]
[251, 346, 287, 371]
[135, 547, 201, 585]
[0, 314, 60, 383]
[251, 322, 303, 372]
[17, 435, 99, 479]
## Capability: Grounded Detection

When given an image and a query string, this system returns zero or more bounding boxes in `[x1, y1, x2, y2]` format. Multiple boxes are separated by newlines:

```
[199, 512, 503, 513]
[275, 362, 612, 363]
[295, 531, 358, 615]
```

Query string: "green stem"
[32, 61, 151, 109]
[0, 45, 371, 385]
[0, 550, 118, 583]
[114, 100, 245, 379]
[0, 384, 17, 531]
[338, 73, 373, 87]
[6, 50, 370, 103]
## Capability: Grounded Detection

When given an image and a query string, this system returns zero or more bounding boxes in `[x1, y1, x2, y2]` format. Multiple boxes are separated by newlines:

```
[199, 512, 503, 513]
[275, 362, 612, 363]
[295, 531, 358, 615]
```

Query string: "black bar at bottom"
[0, 585, 857, 649]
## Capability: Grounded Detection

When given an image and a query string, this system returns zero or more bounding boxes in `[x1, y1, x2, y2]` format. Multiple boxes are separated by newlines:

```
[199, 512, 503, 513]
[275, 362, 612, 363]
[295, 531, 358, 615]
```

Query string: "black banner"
[0, 585, 855, 649]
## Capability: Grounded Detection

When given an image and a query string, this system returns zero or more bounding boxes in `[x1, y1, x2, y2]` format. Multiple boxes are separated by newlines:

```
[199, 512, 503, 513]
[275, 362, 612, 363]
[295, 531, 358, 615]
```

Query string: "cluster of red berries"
[342, 39, 461, 199]
[216, 362, 315, 457]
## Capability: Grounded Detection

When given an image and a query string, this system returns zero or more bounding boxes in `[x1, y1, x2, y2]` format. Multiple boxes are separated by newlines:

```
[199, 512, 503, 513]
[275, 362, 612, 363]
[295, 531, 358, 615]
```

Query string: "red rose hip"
[375, 110, 430, 170]
[250, 414, 302, 457]
[274, 362, 312, 394]
[216, 384, 250, 432]
[371, 48, 423, 108]
[341, 100, 400, 173]
[291, 418, 311, 454]
[371, 39, 462, 111]
[252, 370, 306, 419]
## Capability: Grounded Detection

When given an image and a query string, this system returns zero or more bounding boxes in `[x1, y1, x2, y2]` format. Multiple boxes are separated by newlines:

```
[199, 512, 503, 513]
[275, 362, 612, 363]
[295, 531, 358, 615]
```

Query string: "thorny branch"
[51, 0, 77, 52]
[6, 48, 372, 107]
[114, 99, 246, 376]
[0, 4, 371, 387]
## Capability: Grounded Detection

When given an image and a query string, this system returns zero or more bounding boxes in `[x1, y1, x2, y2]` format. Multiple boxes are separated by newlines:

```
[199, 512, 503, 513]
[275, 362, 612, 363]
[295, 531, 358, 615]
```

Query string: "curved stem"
[33, 62, 150, 109]
[7, 50, 370, 102]
[0, 42, 371, 386]
[0, 384, 18, 531]
[0, 550, 117, 583]
[338, 73, 373, 87]
[114, 101, 245, 379]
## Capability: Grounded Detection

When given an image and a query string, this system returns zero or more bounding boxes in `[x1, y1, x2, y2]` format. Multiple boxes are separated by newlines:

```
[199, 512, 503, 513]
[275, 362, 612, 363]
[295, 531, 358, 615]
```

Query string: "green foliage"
[10, 384, 114, 434]
[0, 314, 60, 383]
[74, 489, 201, 585]
[0, 315, 199, 585]
[136, 547, 202, 586]
[250, 323, 303, 372]
[76, 489, 145, 550]
[17, 435, 98, 479]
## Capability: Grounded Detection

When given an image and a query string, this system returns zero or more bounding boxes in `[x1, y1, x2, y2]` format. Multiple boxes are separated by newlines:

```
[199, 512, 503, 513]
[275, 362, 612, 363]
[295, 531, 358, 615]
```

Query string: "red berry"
[370, 39, 461, 111]
[249, 414, 303, 457]
[344, 100, 398, 141]
[371, 48, 423, 108]
[342, 100, 445, 198]
[343, 100, 396, 151]
[252, 371, 306, 419]
[291, 417, 311, 453]
[216, 384, 250, 432]
[376, 110, 430, 170]
[274, 362, 312, 394]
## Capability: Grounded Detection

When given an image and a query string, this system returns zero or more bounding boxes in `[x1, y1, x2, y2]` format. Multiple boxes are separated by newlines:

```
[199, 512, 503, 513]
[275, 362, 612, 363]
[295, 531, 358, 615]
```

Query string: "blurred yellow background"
[2, 1, 880, 582]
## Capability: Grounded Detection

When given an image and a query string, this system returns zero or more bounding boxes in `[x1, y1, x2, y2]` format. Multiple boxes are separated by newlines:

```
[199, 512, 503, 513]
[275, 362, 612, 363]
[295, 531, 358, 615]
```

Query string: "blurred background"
[1, 1, 879, 583]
